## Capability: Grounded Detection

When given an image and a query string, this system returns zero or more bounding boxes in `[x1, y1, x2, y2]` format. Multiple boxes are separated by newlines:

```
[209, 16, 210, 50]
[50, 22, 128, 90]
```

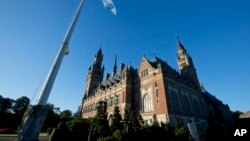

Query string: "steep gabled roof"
[99, 64, 135, 89]
[150, 56, 179, 75]
[138, 56, 154, 70]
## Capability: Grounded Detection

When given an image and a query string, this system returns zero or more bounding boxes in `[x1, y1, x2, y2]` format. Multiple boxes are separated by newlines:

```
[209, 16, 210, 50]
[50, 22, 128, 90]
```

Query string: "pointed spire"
[177, 36, 185, 51]
[93, 48, 103, 68]
[176, 37, 200, 87]
[97, 48, 103, 57]
[113, 55, 117, 75]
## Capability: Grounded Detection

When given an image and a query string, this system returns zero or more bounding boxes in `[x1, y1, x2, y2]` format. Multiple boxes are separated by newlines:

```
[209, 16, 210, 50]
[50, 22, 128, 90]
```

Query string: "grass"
[0, 133, 48, 137]
[39, 133, 48, 137]
[0, 134, 17, 137]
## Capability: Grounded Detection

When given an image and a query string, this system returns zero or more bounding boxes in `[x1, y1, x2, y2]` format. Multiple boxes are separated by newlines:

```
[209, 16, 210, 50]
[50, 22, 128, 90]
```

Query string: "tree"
[67, 118, 90, 131]
[13, 96, 30, 124]
[123, 110, 130, 132]
[42, 104, 60, 131]
[175, 119, 189, 141]
[111, 106, 123, 132]
[73, 106, 81, 118]
[112, 130, 122, 141]
[92, 101, 110, 139]
[138, 114, 144, 128]
[123, 111, 141, 133]
[0, 95, 13, 115]
[232, 110, 243, 121]
[139, 125, 173, 141]
[13, 96, 30, 114]
[0, 95, 15, 128]
[129, 112, 141, 133]
[60, 110, 72, 121]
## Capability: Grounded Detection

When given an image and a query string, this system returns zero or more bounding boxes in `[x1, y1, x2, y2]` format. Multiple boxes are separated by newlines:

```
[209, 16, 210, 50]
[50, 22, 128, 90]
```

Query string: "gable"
[138, 56, 154, 71]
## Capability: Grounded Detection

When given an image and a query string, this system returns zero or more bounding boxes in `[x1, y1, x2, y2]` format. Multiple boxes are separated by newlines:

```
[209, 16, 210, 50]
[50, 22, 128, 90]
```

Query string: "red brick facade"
[80, 39, 232, 127]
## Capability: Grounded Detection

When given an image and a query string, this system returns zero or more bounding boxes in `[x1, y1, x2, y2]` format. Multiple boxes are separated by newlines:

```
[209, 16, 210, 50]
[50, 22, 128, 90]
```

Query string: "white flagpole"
[16, 0, 85, 140]
[37, 0, 85, 105]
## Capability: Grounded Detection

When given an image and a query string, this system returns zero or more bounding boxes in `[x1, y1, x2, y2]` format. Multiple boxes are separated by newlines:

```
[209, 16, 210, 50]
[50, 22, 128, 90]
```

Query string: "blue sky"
[0, 0, 249, 113]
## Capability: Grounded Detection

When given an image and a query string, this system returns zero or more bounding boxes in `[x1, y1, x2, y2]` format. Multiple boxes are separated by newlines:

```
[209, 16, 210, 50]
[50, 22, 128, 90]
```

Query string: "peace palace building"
[80, 38, 233, 127]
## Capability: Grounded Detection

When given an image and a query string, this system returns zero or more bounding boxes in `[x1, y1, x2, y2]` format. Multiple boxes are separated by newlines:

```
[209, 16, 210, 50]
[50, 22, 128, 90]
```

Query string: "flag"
[102, 0, 117, 15]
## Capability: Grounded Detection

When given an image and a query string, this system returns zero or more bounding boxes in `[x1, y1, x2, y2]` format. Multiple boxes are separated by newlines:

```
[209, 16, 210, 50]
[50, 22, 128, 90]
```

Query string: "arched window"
[169, 92, 180, 112]
[182, 96, 191, 113]
[143, 93, 152, 112]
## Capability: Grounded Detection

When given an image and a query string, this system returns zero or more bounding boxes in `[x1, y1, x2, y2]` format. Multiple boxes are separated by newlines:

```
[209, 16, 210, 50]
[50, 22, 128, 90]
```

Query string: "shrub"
[67, 118, 90, 131]
[49, 128, 70, 141]
[112, 130, 122, 141]
[97, 136, 118, 141]
[57, 122, 68, 130]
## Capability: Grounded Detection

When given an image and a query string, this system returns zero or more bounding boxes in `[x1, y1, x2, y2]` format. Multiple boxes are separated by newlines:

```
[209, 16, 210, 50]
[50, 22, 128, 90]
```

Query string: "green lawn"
[0, 134, 17, 137]
[0, 133, 48, 137]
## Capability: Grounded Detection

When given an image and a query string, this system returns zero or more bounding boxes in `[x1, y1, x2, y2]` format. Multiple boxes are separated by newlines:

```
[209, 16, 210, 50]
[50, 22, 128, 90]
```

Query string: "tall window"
[143, 93, 152, 112]
[108, 98, 112, 107]
[117, 95, 121, 105]
[156, 89, 159, 102]
[114, 96, 118, 106]
[141, 69, 149, 78]
[112, 97, 116, 106]
[169, 92, 180, 112]
[182, 96, 191, 113]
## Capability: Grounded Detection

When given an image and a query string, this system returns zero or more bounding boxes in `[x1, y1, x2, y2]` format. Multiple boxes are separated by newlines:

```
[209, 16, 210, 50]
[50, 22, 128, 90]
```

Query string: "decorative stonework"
[80, 39, 233, 127]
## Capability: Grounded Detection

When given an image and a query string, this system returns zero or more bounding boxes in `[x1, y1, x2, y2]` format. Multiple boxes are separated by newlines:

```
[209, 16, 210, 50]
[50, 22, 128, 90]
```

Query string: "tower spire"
[113, 55, 117, 76]
[97, 48, 103, 57]
[177, 36, 185, 51]
[93, 48, 103, 69]
[177, 37, 200, 88]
